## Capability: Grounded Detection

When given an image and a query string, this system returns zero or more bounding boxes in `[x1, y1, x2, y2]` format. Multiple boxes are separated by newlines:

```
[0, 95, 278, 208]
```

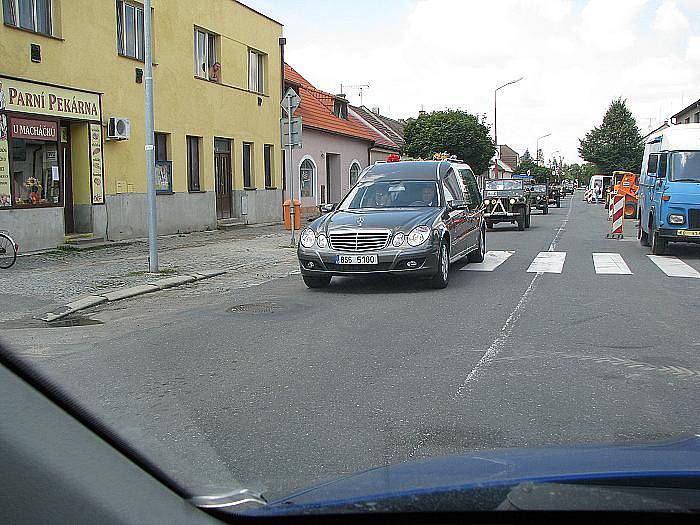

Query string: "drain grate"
[230, 302, 277, 314]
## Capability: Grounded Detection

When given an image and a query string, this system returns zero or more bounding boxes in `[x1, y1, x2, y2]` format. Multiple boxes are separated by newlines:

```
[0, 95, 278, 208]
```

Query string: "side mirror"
[319, 203, 337, 214]
[448, 200, 469, 210]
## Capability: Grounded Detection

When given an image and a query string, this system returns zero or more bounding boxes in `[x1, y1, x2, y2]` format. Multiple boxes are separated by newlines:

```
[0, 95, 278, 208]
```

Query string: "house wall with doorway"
[284, 128, 370, 215]
[0, 0, 283, 252]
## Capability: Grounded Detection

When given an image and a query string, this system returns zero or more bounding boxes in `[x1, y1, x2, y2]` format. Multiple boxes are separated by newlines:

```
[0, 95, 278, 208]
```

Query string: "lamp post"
[144, 0, 158, 272]
[536, 133, 551, 167]
[494, 76, 524, 178]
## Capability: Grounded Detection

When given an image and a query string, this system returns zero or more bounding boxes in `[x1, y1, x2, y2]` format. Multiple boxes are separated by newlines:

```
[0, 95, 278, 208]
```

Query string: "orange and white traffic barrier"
[606, 194, 624, 239]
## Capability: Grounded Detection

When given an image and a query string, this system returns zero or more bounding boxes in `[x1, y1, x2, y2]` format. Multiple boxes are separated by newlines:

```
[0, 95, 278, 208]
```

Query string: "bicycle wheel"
[0, 233, 17, 269]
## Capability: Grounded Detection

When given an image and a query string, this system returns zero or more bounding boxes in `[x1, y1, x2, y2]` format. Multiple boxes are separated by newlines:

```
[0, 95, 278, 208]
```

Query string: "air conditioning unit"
[107, 117, 130, 140]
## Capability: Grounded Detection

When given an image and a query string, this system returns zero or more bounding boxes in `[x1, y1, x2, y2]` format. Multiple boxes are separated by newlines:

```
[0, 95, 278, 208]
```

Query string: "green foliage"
[515, 157, 552, 183]
[578, 98, 644, 174]
[563, 163, 600, 186]
[403, 110, 496, 174]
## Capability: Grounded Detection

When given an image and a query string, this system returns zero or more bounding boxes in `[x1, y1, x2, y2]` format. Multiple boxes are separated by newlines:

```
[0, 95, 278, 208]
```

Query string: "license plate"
[677, 230, 700, 237]
[335, 254, 378, 265]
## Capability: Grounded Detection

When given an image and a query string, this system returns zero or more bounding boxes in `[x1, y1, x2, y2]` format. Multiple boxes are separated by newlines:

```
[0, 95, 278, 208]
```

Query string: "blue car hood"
[257, 435, 700, 512]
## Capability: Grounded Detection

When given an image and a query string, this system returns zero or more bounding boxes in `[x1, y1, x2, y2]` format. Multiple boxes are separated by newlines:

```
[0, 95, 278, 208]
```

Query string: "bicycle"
[0, 231, 18, 269]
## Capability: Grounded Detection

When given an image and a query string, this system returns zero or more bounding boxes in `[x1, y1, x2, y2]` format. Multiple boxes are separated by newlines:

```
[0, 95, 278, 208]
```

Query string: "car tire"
[486, 222, 494, 230]
[543, 205, 549, 215]
[651, 227, 668, 255]
[467, 228, 485, 263]
[303, 275, 331, 289]
[525, 209, 531, 229]
[556, 198, 561, 208]
[638, 217, 650, 247]
[430, 241, 450, 289]
[517, 214, 525, 231]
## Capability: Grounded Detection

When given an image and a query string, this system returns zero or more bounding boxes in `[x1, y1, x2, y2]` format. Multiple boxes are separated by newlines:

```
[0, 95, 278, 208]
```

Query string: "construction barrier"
[606, 194, 624, 239]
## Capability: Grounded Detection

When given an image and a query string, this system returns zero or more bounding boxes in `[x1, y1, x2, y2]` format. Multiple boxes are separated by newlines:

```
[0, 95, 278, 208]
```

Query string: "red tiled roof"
[284, 63, 374, 142]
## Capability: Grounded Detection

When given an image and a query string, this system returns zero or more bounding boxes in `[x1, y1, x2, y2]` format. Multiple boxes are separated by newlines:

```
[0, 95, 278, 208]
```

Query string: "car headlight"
[300, 228, 316, 248]
[484, 199, 490, 205]
[668, 214, 685, 225]
[407, 225, 431, 247]
[317, 233, 328, 248]
[510, 198, 516, 204]
[392, 232, 406, 247]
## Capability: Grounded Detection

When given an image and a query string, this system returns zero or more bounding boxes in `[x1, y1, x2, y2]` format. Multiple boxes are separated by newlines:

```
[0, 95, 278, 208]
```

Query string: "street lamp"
[536, 133, 551, 167]
[494, 76, 524, 178]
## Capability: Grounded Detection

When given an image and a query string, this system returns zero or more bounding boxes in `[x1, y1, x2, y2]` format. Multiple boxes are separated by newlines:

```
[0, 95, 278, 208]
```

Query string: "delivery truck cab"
[638, 124, 700, 255]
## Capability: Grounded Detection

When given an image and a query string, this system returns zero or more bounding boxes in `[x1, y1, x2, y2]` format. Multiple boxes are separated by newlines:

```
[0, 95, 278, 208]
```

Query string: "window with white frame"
[116, 0, 145, 61]
[299, 158, 315, 198]
[3, 0, 52, 35]
[194, 28, 219, 81]
[349, 161, 361, 186]
[248, 49, 265, 94]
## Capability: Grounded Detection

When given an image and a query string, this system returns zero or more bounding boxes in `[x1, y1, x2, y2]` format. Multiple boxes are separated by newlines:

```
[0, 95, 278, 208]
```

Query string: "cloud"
[653, 0, 690, 34]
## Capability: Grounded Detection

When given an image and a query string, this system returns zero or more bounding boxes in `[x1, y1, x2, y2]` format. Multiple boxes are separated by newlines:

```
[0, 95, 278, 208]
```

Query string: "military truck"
[548, 183, 562, 208]
[483, 179, 532, 231]
[528, 183, 550, 214]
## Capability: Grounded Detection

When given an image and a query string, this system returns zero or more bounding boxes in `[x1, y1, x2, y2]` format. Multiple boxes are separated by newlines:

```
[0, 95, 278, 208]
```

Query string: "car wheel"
[543, 205, 549, 215]
[303, 275, 331, 289]
[556, 198, 561, 208]
[525, 209, 531, 228]
[467, 228, 485, 263]
[517, 215, 525, 231]
[486, 222, 494, 230]
[651, 227, 668, 255]
[430, 241, 450, 289]
[638, 217, 650, 247]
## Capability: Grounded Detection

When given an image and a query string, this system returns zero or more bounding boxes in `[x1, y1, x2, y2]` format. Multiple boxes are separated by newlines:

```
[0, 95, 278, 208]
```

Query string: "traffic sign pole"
[287, 94, 296, 246]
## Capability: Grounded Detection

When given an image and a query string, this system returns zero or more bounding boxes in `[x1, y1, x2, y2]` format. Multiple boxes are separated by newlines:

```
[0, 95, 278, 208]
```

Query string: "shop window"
[194, 28, 219, 82]
[116, 0, 145, 61]
[248, 49, 265, 94]
[243, 142, 253, 188]
[299, 158, 315, 198]
[11, 138, 60, 206]
[264, 144, 273, 188]
[3, 0, 52, 36]
[186, 136, 200, 192]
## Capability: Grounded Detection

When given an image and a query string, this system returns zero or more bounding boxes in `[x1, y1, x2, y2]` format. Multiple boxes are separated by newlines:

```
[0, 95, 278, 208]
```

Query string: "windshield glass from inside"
[670, 151, 700, 182]
[338, 180, 440, 209]
[486, 180, 523, 191]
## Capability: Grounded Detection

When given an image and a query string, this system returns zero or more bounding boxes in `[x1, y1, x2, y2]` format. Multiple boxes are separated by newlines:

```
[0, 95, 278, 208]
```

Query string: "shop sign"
[10, 117, 58, 141]
[0, 76, 101, 121]
[89, 123, 105, 204]
[0, 115, 10, 207]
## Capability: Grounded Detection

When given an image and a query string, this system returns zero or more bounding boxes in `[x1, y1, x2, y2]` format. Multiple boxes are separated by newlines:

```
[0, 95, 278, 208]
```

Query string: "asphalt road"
[3, 191, 700, 502]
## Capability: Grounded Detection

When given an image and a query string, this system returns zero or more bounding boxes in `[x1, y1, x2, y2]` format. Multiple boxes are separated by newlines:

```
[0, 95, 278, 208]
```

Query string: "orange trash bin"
[283, 199, 301, 230]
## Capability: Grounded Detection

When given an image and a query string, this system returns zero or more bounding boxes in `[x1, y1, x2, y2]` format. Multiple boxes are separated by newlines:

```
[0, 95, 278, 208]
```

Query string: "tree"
[515, 156, 552, 183]
[521, 149, 533, 163]
[403, 110, 495, 174]
[578, 98, 644, 174]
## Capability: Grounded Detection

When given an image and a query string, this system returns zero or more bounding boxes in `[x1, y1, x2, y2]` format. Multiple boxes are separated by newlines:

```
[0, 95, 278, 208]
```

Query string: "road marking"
[527, 251, 567, 273]
[460, 250, 514, 272]
[647, 255, 700, 278]
[593, 253, 632, 275]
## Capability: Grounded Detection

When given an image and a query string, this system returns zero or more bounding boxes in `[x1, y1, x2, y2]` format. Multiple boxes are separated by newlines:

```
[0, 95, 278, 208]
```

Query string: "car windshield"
[338, 180, 440, 209]
[3, 0, 700, 519]
[486, 180, 523, 191]
[669, 151, 700, 182]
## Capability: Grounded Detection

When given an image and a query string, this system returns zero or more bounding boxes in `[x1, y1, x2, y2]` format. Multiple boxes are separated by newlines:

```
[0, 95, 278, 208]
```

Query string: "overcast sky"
[246, 0, 700, 163]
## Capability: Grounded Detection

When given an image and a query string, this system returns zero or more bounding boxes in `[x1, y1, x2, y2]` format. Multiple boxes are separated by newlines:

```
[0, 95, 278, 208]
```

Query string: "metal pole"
[144, 0, 158, 272]
[494, 89, 498, 179]
[287, 96, 296, 245]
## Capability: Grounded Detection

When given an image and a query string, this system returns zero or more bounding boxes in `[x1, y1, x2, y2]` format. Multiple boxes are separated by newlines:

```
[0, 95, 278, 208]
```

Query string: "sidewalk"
[1, 226, 300, 321]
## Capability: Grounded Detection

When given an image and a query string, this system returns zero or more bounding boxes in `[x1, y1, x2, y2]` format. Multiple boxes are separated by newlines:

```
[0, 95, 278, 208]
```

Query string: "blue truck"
[638, 124, 700, 255]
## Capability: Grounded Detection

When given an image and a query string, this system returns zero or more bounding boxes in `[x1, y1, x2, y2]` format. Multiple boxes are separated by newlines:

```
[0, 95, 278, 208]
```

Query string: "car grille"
[325, 262, 393, 272]
[689, 209, 700, 230]
[329, 230, 390, 252]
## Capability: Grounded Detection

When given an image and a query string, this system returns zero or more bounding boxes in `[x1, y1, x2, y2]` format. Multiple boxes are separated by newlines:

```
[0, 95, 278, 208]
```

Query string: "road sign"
[281, 87, 301, 116]
[281, 116, 302, 149]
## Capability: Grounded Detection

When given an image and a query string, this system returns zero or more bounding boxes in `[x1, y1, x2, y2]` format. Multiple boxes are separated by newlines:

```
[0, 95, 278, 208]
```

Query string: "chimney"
[336, 93, 346, 99]
[372, 107, 380, 115]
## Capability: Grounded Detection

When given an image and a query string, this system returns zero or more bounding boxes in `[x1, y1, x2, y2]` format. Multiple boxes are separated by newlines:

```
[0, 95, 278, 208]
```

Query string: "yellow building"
[0, 0, 284, 252]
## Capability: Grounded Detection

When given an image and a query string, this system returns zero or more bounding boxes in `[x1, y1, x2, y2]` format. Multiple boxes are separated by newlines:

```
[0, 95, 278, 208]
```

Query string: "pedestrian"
[594, 183, 602, 204]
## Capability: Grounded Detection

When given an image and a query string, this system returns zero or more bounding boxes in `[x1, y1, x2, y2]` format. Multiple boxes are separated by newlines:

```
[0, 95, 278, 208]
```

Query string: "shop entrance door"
[61, 124, 75, 234]
[214, 138, 232, 220]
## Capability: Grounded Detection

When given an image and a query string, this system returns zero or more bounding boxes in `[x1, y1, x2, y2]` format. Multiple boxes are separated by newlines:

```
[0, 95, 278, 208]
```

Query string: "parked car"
[297, 161, 486, 289]
[638, 124, 700, 255]
[483, 179, 532, 230]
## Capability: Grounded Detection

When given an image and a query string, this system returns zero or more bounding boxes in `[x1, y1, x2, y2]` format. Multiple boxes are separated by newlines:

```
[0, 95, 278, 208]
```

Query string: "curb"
[40, 270, 227, 322]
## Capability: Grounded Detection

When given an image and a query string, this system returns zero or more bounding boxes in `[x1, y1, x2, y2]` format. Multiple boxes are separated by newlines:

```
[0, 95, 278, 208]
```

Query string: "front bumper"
[658, 228, 700, 242]
[297, 243, 440, 277]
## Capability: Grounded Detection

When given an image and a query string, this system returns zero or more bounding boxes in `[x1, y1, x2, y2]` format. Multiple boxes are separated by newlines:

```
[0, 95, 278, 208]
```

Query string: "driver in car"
[417, 185, 437, 206]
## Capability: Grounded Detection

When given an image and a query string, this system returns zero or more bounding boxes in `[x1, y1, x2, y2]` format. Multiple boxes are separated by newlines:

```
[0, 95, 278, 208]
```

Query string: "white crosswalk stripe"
[647, 255, 700, 279]
[593, 253, 632, 275]
[527, 252, 566, 274]
[460, 250, 514, 272]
